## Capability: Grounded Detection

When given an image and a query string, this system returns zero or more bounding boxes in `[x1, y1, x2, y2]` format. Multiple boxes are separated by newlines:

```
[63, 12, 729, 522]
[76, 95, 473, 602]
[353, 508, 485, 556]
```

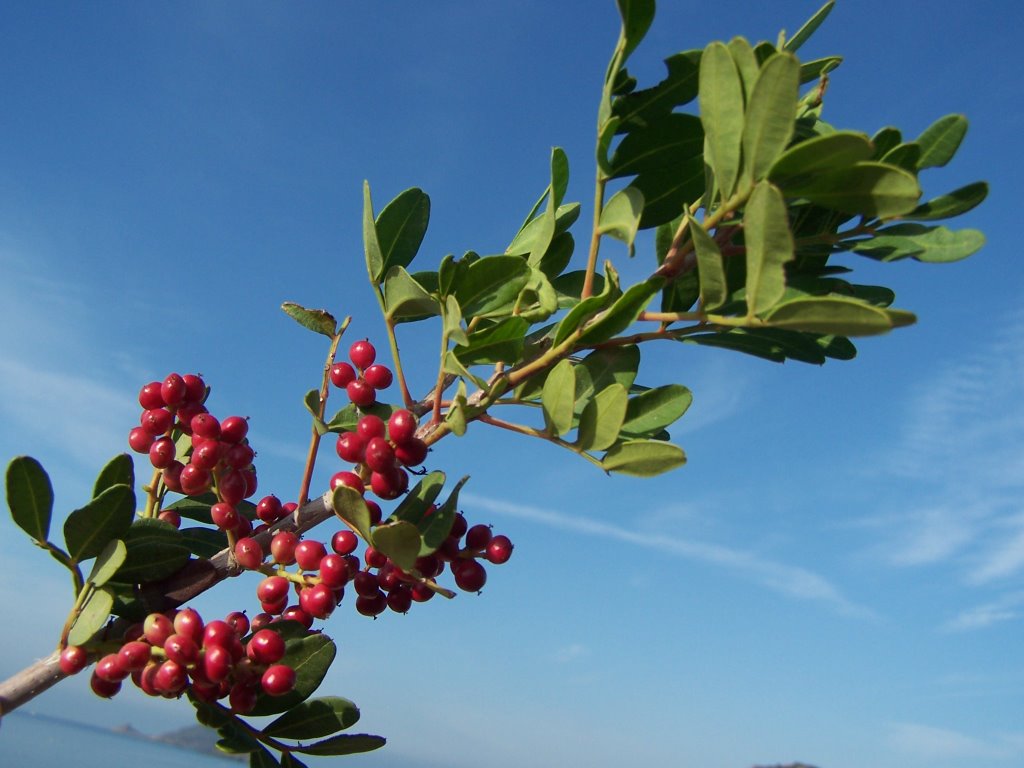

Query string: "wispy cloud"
[552, 643, 589, 663]
[941, 591, 1024, 633]
[463, 492, 870, 617]
[888, 722, 1024, 761]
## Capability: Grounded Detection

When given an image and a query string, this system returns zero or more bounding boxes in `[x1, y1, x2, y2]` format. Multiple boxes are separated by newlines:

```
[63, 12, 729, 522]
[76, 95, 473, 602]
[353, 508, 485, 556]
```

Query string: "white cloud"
[463, 492, 870, 617]
[942, 591, 1024, 633]
[888, 722, 1024, 761]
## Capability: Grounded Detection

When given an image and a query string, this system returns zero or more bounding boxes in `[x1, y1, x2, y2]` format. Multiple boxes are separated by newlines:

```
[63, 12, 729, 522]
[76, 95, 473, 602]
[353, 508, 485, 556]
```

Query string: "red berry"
[370, 466, 407, 500]
[179, 463, 211, 496]
[190, 412, 220, 439]
[250, 613, 274, 632]
[364, 437, 395, 473]
[256, 495, 283, 523]
[218, 468, 247, 505]
[190, 440, 221, 470]
[160, 374, 187, 407]
[353, 571, 381, 599]
[330, 471, 365, 495]
[356, 414, 386, 440]
[270, 532, 299, 565]
[329, 362, 356, 388]
[257, 575, 290, 604]
[335, 431, 366, 463]
[225, 442, 254, 469]
[143, 613, 174, 647]
[331, 529, 358, 556]
[410, 582, 435, 603]
[220, 416, 249, 444]
[139, 381, 165, 409]
[154, 659, 188, 696]
[365, 499, 383, 525]
[246, 629, 286, 665]
[387, 409, 417, 446]
[234, 537, 264, 569]
[176, 403, 206, 432]
[465, 524, 492, 550]
[117, 641, 152, 672]
[241, 468, 258, 499]
[414, 553, 443, 578]
[164, 633, 200, 666]
[299, 583, 336, 619]
[394, 438, 428, 468]
[211, 502, 240, 531]
[148, 437, 176, 469]
[202, 620, 235, 649]
[355, 593, 387, 617]
[318, 554, 349, 588]
[59, 645, 89, 675]
[261, 664, 296, 696]
[140, 407, 173, 436]
[158, 507, 181, 529]
[294, 539, 327, 572]
[486, 534, 514, 564]
[90, 672, 121, 698]
[225, 611, 250, 637]
[229, 682, 258, 713]
[128, 427, 155, 453]
[95, 653, 129, 683]
[387, 587, 412, 614]
[349, 339, 376, 370]
[450, 512, 468, 539]
[203, 644, 232, 682]
[453, 559, 487, 592]
[182, 373, 207, 404]
[363, 363, 393, 390]
[173, 608, 204, 643]
[346, 379, 376, 407]
[280, 605, 314, 629]
[364, 547, 388, 569]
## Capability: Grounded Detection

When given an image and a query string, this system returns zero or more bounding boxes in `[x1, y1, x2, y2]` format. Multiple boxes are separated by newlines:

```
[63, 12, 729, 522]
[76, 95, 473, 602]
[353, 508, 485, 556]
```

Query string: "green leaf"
[93, 454, 134, 499]
[576, 383, 629, 452]
[179, 526, 228, 558]
[86, 539, 127, 587]
[444, 380, 470, 437]
[391, 471, 446, 527]
[915, 114, 968, 169]
[728, 37, 759, 98]
[784, 1, 835, 53]
[763, 296, 915, 335]
[598, 187, 644, 257]
[880, 142, 921, 172]
[699, 41, 745, 200]
[620, 384, 693, 437]
[537, 232, 576, 282]
[601, 440, 686, 477]
[687, 212, 727, 310]
[744, 181, 794, 315]
[799, 56, 842, 84]
[774, 161, 920, 218]
[280, 303, 337, 339]
[249, 747, 282, 768]
[67, 586, 114, 645]
[362, 181, 384, 284]
[851, 223, 985, 263]
[609, 113, 704, 179]
[741, 52, 800, 187]
[325, 403, 360, 434]
[576, 277, 664, 346]
[443, 350, 488, 390]
[115, 518, 191, 582]
[332, 486, 373, 543]
[302, 389, 320, 420]
[64, 484, 135, 563]
[614, 0, 656, 64]
[372, 520, 421, 572]
[264, 696, 361, 740]
[508, 203, 581, 257]
[6, 456, 53, 542]
[376, 187, 430, 275]
[280, 753, 309, 768]
[251, 632, 337, 716]
[293, 734, 386, 757]
[164, 494, 216, 525]
[870, 127, 902, 159]
[542, 359, 576, 437]
[768, 131, 874, 186]
[454, 256, 531, 319]
[384, 266, 440, 323]
[553, 262, 621, 346]
[612, 51, 701, 132]
[455, 317, 528, 366]
[575, 345, 640, 410]
[420, 476, 469, 556]
[903, 181, 988, 221]
[515, 268, 559, 323]
[549, 147, 569, 208]
[217, 719, 261, 754]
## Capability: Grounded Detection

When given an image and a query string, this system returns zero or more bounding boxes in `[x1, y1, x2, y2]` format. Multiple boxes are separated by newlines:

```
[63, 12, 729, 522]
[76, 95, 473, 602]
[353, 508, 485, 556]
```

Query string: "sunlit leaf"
[741, 52, 799, 187]
[902, 181, 988, 221]
[332, 486, 373, 543]
[601, 440, 686, 476]
[384, 266, 440, 323]
[64, 484, 135, 563]
[576, 383, 629, 451]
[372, 520, 421, 572]
[456, 318, 528, 366]
[774, 161, 920, 218]
[744, 181, 794, 315]
[420, 476, 469, 555]
[699, 41, 744, 200]
[687, 212, 727, 310]
[620, 384, 692, 436]
[915, 113, 968, 169]
[93, 454, 134, 499]
[454, 256, 531, 319]
[784, 1, 835, 53]
[763, 296, 915, 335]
[576, 277, 664, 346]
[362, 181, 384, 283]
[391, 471, 446, 527]
[87, 539, 127, 587]
[768, 131, 874, 185]
[542, 359, 576, 437]
[115, 518, 190, 582]
[851, 223, 985, 263]
[67, 586, 114, 646]
[281, 303, 337, 339]
[376, 187, 430, 275]
[598, 187, 644, 256]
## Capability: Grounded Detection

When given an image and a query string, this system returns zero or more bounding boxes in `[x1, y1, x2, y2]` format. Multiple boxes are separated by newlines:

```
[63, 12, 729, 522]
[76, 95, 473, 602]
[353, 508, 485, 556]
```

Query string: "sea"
[1, 711, 236, 767]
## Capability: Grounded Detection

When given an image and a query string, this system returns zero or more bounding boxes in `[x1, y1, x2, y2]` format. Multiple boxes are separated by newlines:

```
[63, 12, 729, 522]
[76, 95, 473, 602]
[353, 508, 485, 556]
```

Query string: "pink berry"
[210, 502, 239, 531]
[173, 608, 204, 643]
[299, 583, 336, 619]
[140, 408, 173, 436]
[218, 468, 246, 505]
[256, 575, 290, 604]
[179, 463, 211, 496]
[270, 532, 299, 565]
[190, 412, 220, 439]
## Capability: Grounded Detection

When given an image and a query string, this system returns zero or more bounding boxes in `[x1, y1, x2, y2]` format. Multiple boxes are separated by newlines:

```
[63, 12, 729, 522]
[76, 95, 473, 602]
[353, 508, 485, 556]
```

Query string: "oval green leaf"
[87, 539, 127, 587]
[5, 455, 53, 542]
[115, 518, 190, 582]
[93, 454, 135, 499]
[332, 486, 373, 543]
[776, 161, 920, 218]
[391, 471, 446, 527]
[763, 296, 914, 336]
[293, 733, 386, 757]
[67, 586, 114, 646]
[377, 188, 430, 275]
[372, 520, 421, 572]
[250, 633, 337, 716]
[264, 696, 361, 740]
[454, 256, 531, 319]
[768, 131, 874, 186]
[699, 41, 744, 200]
[741, 52, 799, 186]
[915, 113, 968, 169]
[621, 384, 693, 437]
[64, 483, 135, 563]
[601, 440, 686, 477]
[687, 212, 727, 310]
[903, 181, 988, 221]
[542, 359, 577, 437]
[576, 383, 629, 452]
[281, 303, 337, 339]
[384, 266, 440, 323]
[744, 181, 794, 315]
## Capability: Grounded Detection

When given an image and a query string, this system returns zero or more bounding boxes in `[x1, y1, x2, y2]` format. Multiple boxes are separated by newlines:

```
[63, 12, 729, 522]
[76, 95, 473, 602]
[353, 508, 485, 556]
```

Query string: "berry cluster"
[331, 340, 429, 501]
[127, 373, 259, 526]
[60, 608, 295, 712]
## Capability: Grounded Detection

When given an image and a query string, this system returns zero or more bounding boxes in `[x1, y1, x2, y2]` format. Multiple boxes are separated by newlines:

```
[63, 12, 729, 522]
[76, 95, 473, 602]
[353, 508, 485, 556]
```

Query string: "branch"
[0, 492, 336, 719]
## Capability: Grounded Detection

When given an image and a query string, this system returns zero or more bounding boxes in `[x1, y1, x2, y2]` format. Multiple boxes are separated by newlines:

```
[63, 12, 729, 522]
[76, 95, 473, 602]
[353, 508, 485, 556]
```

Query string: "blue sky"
[1, 2, 1021, 767]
